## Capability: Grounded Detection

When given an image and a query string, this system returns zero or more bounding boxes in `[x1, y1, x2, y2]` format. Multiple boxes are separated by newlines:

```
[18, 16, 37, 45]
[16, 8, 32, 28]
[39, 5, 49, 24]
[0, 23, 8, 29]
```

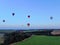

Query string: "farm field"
[11, 35, 60, 45]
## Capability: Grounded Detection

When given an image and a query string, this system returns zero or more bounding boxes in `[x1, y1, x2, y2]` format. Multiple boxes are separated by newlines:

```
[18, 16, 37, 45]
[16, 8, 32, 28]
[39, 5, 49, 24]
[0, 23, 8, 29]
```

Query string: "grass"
[11, 35, 60, 45]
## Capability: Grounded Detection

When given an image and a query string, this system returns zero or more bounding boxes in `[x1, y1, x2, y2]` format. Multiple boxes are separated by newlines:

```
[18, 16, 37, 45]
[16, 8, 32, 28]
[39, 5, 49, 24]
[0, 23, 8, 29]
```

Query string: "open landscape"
[0, 30, 60, 45]
[11, 35, 60, 45]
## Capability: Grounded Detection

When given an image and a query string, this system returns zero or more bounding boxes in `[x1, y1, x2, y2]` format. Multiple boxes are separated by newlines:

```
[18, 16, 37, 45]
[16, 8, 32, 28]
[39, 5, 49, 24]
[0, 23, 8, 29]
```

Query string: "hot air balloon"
[12, 13, 15, 16]
[3, 20, 5, 22]
[27, 23, 30, 26]
[50, 16, 53, 20]
[28, 15, 30, 18]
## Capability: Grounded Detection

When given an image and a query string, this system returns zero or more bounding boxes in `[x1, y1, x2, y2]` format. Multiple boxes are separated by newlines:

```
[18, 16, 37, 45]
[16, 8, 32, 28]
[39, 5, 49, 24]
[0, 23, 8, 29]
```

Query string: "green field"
[12, 35, 60, 45]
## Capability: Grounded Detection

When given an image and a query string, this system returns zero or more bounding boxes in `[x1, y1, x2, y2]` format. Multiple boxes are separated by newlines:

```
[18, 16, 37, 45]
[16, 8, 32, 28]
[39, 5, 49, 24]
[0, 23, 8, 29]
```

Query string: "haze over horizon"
[0, 0, 60, 29]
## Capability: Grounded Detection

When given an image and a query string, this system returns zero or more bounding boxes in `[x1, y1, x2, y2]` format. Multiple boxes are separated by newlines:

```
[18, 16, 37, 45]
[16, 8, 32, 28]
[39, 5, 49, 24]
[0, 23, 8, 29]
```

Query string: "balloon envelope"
[50, 16, 53, 20]
[27, 23, 30, 26]
[3, 20, 5, 22]
[12, 13, 15, 16]
[28, 15, 30, 18]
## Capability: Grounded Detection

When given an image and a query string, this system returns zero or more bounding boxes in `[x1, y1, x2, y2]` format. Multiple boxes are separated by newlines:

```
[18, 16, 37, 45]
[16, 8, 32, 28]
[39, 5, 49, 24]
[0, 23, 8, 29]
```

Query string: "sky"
[0, 0, 60, 29]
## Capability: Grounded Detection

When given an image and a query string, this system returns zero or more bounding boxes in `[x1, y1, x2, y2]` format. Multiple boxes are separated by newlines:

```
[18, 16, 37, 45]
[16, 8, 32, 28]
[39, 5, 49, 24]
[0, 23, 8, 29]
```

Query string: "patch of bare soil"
[51, 30, 60, 35]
